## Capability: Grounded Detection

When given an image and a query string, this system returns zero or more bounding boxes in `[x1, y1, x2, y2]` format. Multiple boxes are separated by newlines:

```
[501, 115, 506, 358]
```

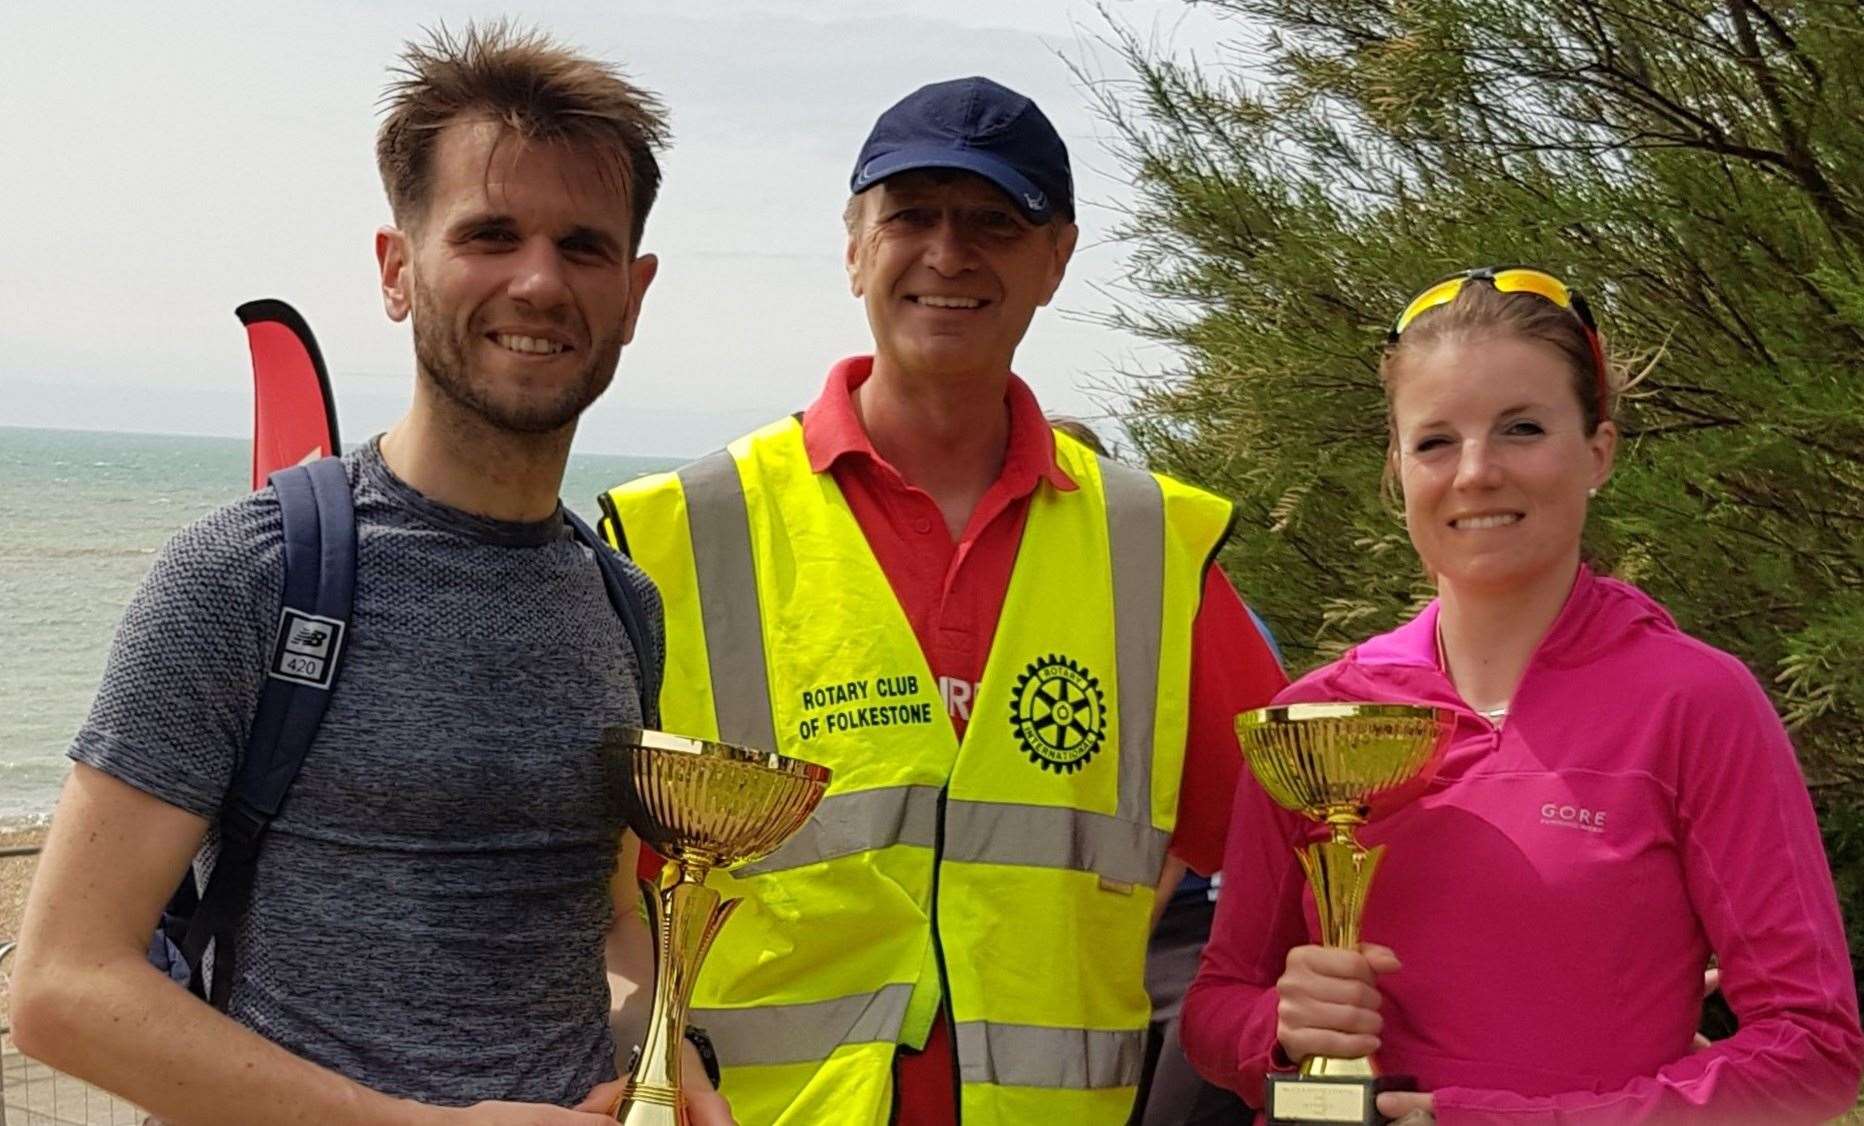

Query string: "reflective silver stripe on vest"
[678, 450, 777, 754]
[1097, 456, 1164, 836]
[693, 982, 915, 1068]
[682, 448, 1171, 884]
[942, 800, 1168, 888]
[956, 1020, 1146, 1090]
[737, 784, 942, 876]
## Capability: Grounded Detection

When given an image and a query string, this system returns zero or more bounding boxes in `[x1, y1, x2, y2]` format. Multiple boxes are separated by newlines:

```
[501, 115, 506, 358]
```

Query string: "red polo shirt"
[802, 356, 1287, 1123]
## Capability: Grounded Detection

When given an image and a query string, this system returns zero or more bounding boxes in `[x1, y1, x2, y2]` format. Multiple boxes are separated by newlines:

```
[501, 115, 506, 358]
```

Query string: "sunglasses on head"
[1388, 265, 1609, 421]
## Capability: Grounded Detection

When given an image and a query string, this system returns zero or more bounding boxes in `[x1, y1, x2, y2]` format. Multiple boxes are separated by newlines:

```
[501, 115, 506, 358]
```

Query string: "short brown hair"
[376, 21, 670, 249]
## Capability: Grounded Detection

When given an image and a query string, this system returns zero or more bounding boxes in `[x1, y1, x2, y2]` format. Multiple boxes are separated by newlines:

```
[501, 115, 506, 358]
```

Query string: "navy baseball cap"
[850, 76, 1074, 224]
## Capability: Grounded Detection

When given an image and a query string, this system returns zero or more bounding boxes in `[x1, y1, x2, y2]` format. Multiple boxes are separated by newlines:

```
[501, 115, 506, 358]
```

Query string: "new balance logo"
[291, 624, 330, 650]
[270, 608, 345, 689]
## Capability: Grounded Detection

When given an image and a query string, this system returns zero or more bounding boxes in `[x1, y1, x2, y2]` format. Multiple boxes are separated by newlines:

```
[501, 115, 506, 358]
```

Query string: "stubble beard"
[410, 281, 624, 437]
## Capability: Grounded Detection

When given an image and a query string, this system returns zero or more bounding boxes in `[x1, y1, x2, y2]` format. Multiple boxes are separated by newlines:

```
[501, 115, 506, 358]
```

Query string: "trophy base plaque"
[1266, 1073, 1416, 1126]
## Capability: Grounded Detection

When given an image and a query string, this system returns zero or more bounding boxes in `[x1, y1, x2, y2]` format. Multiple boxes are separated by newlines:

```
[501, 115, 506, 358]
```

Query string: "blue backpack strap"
[173, 457, 355, 1007]
[233, 457, 356, 823]
[564, 509, 661, 729]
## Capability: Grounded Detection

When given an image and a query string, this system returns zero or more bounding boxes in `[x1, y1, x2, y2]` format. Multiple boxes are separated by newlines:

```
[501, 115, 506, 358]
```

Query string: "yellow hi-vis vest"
[599, 417, 1233, 1125]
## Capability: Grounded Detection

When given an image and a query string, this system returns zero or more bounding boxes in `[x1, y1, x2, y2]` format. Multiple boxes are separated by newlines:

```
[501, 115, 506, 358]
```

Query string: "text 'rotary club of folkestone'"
[796, 675, 934, 740]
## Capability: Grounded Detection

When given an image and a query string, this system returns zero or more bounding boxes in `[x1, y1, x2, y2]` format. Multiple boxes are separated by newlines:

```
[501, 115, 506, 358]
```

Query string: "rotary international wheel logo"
[1010, 654, 1107, 773]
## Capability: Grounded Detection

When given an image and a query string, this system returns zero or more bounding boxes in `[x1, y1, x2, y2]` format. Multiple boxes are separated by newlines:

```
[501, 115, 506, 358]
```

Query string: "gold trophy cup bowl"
[1236, 703, 1455, 1126]
[599, 727, 831, 1125]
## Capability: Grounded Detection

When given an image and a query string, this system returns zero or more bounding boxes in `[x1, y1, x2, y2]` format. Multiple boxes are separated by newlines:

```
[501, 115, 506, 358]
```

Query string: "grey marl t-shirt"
[70, 437, 661, 1108]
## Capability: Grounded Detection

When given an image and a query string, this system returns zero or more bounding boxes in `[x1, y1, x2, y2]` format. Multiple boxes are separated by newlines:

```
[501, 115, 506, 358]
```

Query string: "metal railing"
[2, 844, 147, 1124]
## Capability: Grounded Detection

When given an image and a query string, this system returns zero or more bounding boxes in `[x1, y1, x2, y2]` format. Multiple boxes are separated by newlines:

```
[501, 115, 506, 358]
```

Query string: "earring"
[1587, 487, 1599, 498]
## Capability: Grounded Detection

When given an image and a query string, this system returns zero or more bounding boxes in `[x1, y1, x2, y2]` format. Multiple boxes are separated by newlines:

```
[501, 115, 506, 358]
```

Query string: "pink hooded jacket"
[1181, 566, 1862, 1123]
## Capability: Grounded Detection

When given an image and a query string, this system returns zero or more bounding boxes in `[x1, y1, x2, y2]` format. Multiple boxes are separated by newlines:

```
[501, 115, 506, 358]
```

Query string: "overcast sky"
[0, 1, 1241, 457]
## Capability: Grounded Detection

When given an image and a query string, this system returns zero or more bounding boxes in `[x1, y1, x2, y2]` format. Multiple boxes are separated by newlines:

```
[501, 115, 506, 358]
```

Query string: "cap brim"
[851, 145, 1056, 222]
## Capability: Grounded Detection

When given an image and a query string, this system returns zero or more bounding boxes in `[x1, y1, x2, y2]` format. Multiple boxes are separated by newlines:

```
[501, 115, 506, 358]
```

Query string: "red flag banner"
[237, 299, 340, 489]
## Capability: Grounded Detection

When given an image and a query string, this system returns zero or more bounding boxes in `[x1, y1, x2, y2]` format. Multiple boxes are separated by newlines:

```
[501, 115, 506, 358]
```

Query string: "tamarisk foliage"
[1096, 1, 1864, 1003]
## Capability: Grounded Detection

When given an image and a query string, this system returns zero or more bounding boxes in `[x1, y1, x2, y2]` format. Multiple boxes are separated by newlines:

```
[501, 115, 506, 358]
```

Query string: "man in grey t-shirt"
[11, 23, 729, 1126]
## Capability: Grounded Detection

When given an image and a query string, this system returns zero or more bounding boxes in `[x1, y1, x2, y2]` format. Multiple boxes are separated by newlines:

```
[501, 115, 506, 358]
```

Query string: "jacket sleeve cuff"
[1269, 1040, 1299, 1072]
[1230, 987, 1290, 1108]
[1423, 1088, 1484, 1124]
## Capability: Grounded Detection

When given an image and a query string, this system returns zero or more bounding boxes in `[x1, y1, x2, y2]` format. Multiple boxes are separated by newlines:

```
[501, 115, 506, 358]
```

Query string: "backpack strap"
[564, 509, 662, 729]
[175, 456, 355, 1007]
[161, 473, 651, 1008]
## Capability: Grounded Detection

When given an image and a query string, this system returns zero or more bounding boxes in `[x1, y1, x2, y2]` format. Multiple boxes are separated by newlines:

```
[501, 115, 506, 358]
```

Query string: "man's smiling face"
[846, 170, 1075, 381]
[379, 117, 658, 435]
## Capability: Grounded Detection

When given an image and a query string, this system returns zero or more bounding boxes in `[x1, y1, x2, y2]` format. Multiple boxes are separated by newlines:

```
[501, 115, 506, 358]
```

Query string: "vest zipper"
[932, 784, 963, 1124]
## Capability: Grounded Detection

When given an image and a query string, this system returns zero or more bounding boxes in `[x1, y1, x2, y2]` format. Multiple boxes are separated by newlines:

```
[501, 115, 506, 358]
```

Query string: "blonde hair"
[1380, 280, 1619, 435]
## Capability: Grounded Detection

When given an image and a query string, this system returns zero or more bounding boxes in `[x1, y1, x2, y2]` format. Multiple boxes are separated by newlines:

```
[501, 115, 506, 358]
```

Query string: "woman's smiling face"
[1390, 333, 1617, 596]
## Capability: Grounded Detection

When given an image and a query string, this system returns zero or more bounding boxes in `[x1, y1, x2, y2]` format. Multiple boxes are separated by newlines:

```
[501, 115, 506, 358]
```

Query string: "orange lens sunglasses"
[1388, 265, 1609, 420]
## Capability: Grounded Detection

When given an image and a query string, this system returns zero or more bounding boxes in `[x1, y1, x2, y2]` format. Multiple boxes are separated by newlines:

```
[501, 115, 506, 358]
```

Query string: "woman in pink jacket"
[1181, 266, 1863, 1124]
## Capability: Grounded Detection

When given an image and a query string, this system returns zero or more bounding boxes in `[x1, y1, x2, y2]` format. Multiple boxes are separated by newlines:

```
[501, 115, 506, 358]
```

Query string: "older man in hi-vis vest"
[600, 77, 1286, 1126]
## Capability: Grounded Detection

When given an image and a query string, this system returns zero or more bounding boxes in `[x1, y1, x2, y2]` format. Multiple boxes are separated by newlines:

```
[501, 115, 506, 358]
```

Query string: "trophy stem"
[1296, 818, 1382, 952]
[1236, 704, 1450, 1122]
[613, 866, 741, 1124]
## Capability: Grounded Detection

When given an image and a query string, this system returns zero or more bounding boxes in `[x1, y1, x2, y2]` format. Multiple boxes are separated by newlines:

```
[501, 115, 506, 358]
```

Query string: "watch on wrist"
[685, 1024, 721, 1089]
[626, 1025, 722, 1090]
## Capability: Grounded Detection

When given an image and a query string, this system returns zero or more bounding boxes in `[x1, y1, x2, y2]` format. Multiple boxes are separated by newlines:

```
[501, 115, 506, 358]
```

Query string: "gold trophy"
[598, 727, 831, 1125]
[1235, 703, 1455, 1126]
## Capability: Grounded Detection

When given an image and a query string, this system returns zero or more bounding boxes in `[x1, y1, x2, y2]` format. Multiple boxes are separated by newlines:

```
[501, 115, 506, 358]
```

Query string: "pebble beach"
[0, 823, 45, 951]
[2, 821, 47, 1044]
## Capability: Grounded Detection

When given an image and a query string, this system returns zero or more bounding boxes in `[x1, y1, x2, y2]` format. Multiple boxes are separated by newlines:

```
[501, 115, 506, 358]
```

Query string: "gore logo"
[1540, 802, 1607, 833]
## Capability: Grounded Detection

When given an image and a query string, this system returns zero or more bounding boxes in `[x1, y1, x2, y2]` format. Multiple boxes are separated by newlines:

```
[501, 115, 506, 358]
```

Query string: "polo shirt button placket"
[913, 516, 934, 535]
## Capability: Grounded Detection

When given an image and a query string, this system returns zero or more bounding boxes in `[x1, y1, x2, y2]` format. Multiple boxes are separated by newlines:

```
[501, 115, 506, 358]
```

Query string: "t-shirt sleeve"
[1169, 565, 1290, 875]
[623, 556, 666, 681]
[603, 547, 671, 884]
[67, 496, 285, 820]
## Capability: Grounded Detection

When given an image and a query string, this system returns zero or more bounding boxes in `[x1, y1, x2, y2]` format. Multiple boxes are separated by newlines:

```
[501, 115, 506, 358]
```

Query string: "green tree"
[1094, 0, 1864, 1011]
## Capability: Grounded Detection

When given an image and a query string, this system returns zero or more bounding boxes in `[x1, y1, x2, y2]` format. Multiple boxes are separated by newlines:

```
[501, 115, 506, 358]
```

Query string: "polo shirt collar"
[801, 355, 1077, 493]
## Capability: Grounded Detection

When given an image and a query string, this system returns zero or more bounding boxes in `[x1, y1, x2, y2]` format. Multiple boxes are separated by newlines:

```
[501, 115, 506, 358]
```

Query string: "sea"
[0, 425, 679, 825]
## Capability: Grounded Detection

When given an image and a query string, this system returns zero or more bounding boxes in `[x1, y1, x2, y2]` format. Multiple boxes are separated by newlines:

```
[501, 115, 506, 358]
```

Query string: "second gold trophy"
[1236, 703, 1454, 1126]
[598, 727, 831, 1125]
